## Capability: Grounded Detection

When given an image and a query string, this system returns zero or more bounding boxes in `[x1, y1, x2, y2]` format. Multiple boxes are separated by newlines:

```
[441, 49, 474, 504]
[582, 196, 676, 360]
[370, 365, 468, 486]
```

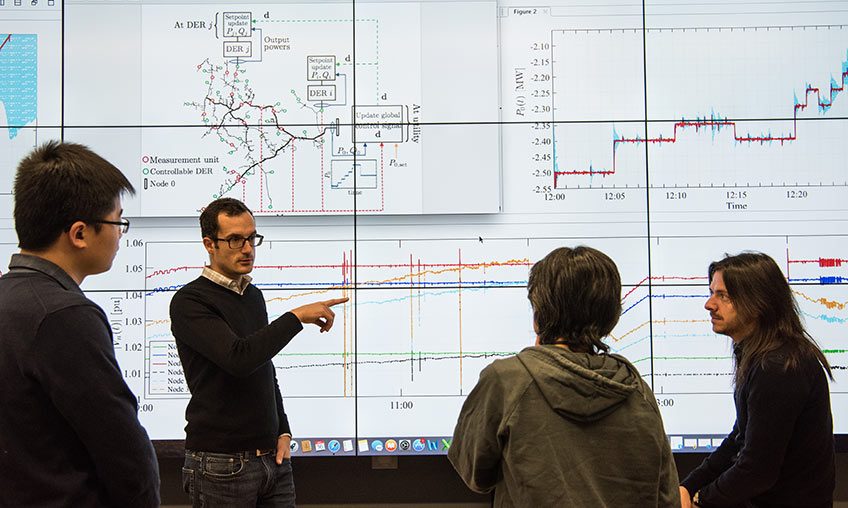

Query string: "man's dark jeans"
[183, 450, 295, 507]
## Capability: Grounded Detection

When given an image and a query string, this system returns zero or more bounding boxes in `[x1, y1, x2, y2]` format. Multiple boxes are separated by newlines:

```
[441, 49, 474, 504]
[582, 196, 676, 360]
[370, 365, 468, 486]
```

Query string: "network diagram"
[131, 6, 426, 216]
[171, 10, 421, 215]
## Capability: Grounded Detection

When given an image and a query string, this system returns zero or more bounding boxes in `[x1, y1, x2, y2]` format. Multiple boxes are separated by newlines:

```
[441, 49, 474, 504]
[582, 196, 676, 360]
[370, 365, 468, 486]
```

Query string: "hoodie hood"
[516, 345, 641, 423]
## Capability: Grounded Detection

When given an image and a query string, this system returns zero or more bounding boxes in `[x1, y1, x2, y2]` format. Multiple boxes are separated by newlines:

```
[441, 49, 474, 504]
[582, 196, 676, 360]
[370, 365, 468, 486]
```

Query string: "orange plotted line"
[148, 258, 528, 329]
[259, 258, 529, 296]
[792, 289, 848, 311]
[609, 318, 711, 342]
[357, 258, 530, 288]
[265, 286, 347, 303]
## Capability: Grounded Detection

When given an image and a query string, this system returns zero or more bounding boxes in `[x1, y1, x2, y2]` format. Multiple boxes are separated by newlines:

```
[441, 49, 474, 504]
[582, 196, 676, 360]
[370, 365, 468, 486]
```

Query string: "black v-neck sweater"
[170, 276, 303, 452]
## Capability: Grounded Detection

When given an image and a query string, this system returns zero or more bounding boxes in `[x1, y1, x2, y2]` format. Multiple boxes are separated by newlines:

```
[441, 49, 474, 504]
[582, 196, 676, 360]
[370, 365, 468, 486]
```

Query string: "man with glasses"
[92, 218, 131, 233]
[170, 197, 347, 508]
[0, 141, 160, 507]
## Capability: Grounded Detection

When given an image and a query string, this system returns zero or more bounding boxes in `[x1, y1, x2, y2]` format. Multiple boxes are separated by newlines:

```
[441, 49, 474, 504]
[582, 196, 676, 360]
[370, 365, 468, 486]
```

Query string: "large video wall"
[1, 0, 846, 455]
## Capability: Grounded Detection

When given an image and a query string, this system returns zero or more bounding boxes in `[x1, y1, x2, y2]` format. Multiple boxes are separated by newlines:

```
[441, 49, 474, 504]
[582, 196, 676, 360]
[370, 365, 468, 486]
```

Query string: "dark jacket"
[681, 342, 835, 508]
[448, 345, 679, 507]
[0, 254, 160, 508]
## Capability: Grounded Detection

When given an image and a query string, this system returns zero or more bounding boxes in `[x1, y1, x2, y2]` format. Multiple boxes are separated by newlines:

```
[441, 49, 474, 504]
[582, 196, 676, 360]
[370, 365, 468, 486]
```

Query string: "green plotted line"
[273, 351, 516, 370]
[277, 351, 517, 357]
[823, 349, 847, 354]
[631, 355, 733, 364]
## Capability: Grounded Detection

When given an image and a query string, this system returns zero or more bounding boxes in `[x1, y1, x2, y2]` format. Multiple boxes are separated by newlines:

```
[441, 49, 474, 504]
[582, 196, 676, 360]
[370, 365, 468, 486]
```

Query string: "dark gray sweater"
[448, 346, 680, 507]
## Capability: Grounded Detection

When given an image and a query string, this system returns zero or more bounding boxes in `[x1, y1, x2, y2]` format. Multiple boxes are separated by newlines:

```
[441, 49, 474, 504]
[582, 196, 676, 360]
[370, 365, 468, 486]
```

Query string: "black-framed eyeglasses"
[89, 219, 130, 234]
[212, 233, 264, 249]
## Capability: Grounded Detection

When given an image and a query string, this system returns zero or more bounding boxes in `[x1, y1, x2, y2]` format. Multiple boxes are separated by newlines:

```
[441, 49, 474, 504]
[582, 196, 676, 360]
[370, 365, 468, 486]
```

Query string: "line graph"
[647, 235, 848, 398]
[57, 227, 848, 440]
[0, 33, 39, 219]
[547, 26, 848, 188]
[0, 33, 37, 140]
[140, 236, 651, 398]
[137, 233, 848, 392]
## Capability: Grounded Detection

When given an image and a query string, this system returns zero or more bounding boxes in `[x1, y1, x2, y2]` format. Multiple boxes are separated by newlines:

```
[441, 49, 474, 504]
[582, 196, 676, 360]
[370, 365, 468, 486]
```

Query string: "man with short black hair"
[0, 141, 160, 507]
[171, 197, 347, 508]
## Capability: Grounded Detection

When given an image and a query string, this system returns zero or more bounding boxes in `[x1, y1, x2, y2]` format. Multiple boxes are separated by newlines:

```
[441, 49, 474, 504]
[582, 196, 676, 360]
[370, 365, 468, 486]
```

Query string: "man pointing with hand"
[170, 197, 347, 508]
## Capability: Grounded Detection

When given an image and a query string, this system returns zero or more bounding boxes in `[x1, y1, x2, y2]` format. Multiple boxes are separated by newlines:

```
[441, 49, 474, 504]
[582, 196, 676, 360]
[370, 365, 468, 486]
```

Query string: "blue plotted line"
[622, 293, 707, 316]
[789, 276, 848, 284]
[146, 284, 187, 296]
[264, 287, 499, 320]
[622, 295, 650, 316]
[802, 310, 848, 324]
[611, 332, 718, 354]
[357, 287, 493, 306]
[613, 334, 651, 352]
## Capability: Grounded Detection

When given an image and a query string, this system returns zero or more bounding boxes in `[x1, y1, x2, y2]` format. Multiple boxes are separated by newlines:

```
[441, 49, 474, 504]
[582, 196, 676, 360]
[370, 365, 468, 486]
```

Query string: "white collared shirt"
[201, 266, 253, 295]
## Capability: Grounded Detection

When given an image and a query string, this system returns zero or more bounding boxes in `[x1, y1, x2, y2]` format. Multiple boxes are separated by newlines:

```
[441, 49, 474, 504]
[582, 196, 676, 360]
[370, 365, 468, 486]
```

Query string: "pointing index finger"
[325, 297, 350, 307]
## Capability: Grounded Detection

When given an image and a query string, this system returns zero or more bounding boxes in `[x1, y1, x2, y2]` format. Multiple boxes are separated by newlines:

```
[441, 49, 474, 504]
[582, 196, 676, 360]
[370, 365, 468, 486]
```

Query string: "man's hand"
[291, 297, 349, 333]
[276, 434, 292, 464]
[680, 486, 693, 508]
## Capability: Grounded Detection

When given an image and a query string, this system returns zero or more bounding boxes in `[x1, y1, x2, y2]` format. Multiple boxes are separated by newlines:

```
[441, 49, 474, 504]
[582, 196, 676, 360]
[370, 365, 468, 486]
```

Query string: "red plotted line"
[819, 258, 845, 267]
[0, 35, 11, 53]
[252, 260, 530, 270]
[621, 275, 708, 301]
[556, 58, 848, 181]
[787, 257, 848, 267]
[146, 266, 203, 279]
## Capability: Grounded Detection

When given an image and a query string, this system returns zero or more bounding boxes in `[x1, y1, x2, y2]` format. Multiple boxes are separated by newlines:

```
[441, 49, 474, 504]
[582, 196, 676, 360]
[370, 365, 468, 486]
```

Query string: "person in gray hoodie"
[448, 246, 679, 507]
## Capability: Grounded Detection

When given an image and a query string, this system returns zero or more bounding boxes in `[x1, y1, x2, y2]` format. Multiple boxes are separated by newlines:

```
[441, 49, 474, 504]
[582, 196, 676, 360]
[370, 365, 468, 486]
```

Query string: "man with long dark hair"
[680, 252, 835, 508]
[448, 246, 679, 506]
